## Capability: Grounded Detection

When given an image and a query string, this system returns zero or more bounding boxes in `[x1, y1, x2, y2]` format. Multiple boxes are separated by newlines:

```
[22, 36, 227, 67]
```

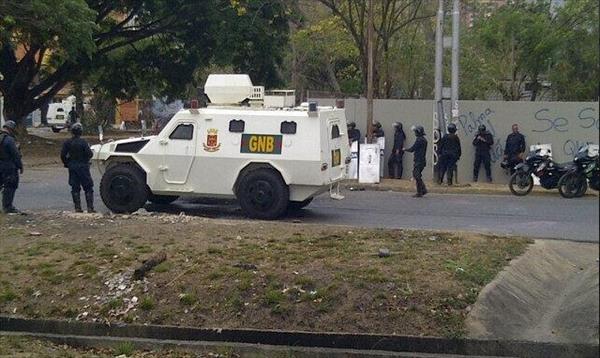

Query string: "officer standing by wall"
[68, 106, 78, 127]
[503, 123, 526, 174]
[438, 123, 461, 185]
[404, 125, 428, 197]
[61, 123, 95, 213]
[472, 124, 494, 182]
[347, 122, 361, 144]
[387, 122, 405, 179]
[0, 120, 23, 213]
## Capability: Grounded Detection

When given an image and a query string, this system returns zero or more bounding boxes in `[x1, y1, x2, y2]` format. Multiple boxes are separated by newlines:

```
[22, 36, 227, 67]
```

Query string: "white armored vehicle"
[92, 75, 349, 219]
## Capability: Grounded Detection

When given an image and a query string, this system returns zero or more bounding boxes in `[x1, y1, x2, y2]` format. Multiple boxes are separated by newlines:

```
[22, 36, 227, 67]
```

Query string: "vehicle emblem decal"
[203, 128, 221, 152]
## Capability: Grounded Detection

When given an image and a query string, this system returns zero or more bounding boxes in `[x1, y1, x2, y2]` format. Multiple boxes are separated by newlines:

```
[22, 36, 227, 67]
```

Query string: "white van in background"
[47, 103, 69, 132]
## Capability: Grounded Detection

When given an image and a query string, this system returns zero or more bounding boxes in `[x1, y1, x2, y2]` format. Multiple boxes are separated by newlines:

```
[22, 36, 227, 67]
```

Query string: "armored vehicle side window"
[169, 123, 194, 140]
[229, 120, 245, 133]
[331, 124, 341, 139]
[280, 121, 297, 134]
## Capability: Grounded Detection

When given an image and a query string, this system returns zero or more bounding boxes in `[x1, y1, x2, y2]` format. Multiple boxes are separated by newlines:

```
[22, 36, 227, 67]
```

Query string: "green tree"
[549, 0, 599, 101]
[462, 0, 559, 101]
[0, 0, 290, 127]
[317, 0, 434, 98]
[287, 17, 361, 96]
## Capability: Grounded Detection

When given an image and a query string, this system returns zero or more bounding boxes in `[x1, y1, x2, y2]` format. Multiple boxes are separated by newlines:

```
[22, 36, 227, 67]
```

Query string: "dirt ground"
[0, 212, 529, 338]
[0, 334, 222, 357]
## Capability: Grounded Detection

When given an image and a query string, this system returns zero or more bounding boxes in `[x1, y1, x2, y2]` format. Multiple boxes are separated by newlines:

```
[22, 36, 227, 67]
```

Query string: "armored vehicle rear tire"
[237, 169, 289, 220]
[148, 194, 179, 205]
[100, 164, 148, 213]
[288, 197, 313, 212]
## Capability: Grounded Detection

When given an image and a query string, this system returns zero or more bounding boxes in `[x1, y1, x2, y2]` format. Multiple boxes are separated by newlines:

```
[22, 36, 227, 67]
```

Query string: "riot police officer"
[438, 123, 462, 185]
[472, 124, 494, 182]
[503, 124, 526, 174]
[404, 125, 428, 197]
[347, 122, 361, 143]
[387, 122, 405, 179]
[373, 121, 385, 138]
[61, 123, 95, 213]
[0, 120, 23, 213]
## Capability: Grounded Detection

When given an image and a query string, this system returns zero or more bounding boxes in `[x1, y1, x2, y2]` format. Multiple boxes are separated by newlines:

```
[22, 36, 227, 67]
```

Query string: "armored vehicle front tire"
[237, 169, 289, 220]
[100, 164, 148, 213]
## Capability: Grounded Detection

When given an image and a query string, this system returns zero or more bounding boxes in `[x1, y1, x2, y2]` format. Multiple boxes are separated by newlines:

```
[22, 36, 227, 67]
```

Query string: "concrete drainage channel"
[1, 317, 598, 358]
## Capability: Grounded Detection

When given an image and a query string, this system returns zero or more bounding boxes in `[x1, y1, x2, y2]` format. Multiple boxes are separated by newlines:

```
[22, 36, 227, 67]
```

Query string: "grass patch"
[0, 289, 18, 303]
[154, 261, 172, 273]
[179, 293, 197, 306]
[0, 212, 532, 339]
[115, 341, 135, 356]
[140, 297, 155, 311]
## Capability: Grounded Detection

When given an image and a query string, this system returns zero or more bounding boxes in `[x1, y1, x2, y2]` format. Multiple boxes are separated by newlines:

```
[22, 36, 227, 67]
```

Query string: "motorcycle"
[558, 145, 599, 198]
[508, 148, 569, 196]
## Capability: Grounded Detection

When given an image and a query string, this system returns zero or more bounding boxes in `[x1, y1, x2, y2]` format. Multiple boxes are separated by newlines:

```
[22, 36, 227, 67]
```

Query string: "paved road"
[15, 166, 600, 242]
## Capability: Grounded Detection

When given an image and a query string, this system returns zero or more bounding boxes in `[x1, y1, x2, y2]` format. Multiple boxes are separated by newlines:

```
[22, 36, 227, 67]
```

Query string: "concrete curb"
[0, 331, 501, 358]
[1, 316, 597, 358]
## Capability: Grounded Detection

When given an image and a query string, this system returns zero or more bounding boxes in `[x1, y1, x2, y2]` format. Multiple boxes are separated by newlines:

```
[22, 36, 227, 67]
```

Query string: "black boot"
[2, 187, 18, 213]
[85, 191, 96, 213]
[72, 192, 83, 213]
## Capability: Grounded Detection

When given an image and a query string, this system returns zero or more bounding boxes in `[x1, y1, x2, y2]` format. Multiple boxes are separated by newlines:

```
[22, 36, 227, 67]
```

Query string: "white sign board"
[348, 141, 359, 179]
[359, 144, 380, 184]
[377, 136, 385, 178]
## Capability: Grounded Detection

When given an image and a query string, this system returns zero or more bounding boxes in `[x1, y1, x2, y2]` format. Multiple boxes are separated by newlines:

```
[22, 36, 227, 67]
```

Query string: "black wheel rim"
[247, 179, 275, 210]
[513, 173, 531, 193]
[109, 174, 136, 206]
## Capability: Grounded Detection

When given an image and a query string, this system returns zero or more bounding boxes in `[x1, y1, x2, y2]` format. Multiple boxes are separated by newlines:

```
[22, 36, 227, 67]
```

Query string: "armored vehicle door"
[160, 121, 198, 185]
[327, 118, 346, 181]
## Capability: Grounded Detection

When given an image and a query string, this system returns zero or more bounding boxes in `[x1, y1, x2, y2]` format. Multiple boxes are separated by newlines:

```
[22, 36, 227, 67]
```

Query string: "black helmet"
[71, 122, 83, 136]
[393, 122, 402, 129]
[478, 124, 486, 132]
[413, 125, 425, 136]
[2, 120, 16, 131]
[347, 122, 356, 129]
[447, 123, 457, 133]
[374, 121, 381, 128]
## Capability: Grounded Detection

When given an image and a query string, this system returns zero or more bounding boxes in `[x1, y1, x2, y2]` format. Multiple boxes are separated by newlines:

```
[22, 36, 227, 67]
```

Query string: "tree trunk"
[40, 101, 49, 126]
[74, 81, 84, 118]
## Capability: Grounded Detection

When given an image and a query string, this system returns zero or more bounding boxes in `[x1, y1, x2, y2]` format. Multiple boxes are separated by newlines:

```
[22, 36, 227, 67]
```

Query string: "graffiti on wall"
[457, 108, 505, 163]
[532, 107, 599, 156]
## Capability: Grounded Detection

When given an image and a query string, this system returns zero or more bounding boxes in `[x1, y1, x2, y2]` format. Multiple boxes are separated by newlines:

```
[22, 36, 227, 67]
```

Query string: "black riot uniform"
[504, 131, 526, 174]
[61, 124, 95, 212]
[438, 123, 461, 185]
[387, 122, 405, 179]
[347, 122, 361, 143]
[373, 121, 385, 138]
[0, 121, 23, 213]
[472, 125, 494, 182]
[405, 126, 428, 197]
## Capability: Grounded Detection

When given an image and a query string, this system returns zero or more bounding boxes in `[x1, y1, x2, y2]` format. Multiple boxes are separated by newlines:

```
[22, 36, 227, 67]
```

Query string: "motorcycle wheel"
[558, 172, 586, 199]
[509, 171, 534, 196]
[575, 179, 588, 197]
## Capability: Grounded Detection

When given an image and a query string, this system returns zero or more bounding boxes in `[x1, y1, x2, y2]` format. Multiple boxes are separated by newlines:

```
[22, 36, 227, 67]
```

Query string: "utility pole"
[433, 0, 461, 181]
[366, 0, 374, 143]
[451, 0, 460, 122]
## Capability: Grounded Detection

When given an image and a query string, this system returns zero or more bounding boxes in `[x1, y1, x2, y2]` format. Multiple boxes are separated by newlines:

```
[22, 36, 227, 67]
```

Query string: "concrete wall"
[313, 98, 599, 183]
